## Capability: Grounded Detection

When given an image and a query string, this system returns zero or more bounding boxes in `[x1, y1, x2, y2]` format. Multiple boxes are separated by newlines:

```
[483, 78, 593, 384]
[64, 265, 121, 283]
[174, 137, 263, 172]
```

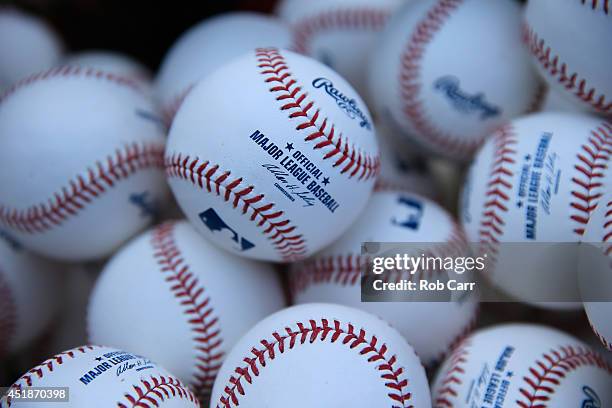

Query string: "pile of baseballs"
[0, 1, 610, 407]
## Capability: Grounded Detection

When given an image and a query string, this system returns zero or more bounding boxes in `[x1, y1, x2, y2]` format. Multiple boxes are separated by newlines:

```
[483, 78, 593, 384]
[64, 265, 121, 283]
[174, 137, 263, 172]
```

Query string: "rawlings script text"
[434, 76, 500, 120]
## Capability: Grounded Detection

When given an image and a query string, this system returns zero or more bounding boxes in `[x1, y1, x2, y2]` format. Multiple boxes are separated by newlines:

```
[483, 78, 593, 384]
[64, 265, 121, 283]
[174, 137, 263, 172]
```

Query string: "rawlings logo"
[582, 386, 601, 408]
[434, 75, 500, 120]
[312, 77, 372, 130]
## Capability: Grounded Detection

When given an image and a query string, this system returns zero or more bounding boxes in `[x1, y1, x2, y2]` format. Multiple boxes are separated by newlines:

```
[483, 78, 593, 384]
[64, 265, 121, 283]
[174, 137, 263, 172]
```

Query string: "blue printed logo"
[199, 208, 255, 252]
[391, 197, 423, 230]
[312, 77, 371, 130]
[582, 386, 601, 408]
[129, 191, 159, 219]
[434, 75, 500, 120]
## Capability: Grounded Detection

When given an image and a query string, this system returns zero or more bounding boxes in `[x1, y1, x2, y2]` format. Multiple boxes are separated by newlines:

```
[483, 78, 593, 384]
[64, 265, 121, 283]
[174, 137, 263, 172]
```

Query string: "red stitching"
[256, 47, 379, 181]
[398, 0, 487, 159]
[580, 0, 610, 14]
[477, 124, 517, 261]
[0, 270, 17, 357]
[0, 142, 165, 234]
[151, 221, 224, 395]
[118, 375, 200, 408]
[0, 65, 143, 105]
[292, 8, 391, 55]
[433, 340, 471, 408]
[165, 153, 307, 261]
[570, 122, 611, 235]
[523, 24, 611, 115]
[4, 346, 95, 407]
[516, 345, 612, 407]
[214, 318, 413, 408]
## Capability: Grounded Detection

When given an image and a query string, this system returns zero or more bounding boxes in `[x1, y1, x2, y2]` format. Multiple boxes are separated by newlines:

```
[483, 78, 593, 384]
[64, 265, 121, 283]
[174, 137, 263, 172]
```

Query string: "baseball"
[277, 0, 403, 98]
[579, 194, 612, 350]
[0, 345, 200, 407]
[210, 303, 431, 407]
[524, 0, 611, 117]
[155, 12, 292, 124]
[165, 47, 379, 262]
[0, 66, 168, 261]
[289, 190, 478, 366]
[87, 220, 286, 396]
[432, 324, 612, 407]
[461, 112, 611, 309]
[0, 7, 63, 92]
[0, 233, 61, 358]
[368, 0, 542, 161]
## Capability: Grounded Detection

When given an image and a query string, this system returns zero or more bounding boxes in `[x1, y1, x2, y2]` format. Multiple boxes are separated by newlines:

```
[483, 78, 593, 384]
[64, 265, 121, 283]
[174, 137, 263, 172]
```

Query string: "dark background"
[2, 0, 278, 72]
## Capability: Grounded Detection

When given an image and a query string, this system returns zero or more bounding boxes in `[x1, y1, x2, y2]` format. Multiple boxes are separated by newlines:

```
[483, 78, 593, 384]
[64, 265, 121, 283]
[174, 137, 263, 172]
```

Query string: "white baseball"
[0, 345, 200, 407]
[0, 66, 168, 261]
[369, 0, 542, 161]
[0, 233, 61, 358]
[461, 112, 611, 309]
[165, 48, 379, 262]
[579, 194, 612, 350]
[210, 303, 431, 407]
[63, 50, 152, 84]
[0, 7, 63, 92]
[87, 220, 286, 396]
[155, 12, 292, 124]
[375, 123, 439, 199]
[432, 324, 612, 407]
[524, 0, 611, 117]
[290, 190, 478, 366]
[276, 0, 403, 99]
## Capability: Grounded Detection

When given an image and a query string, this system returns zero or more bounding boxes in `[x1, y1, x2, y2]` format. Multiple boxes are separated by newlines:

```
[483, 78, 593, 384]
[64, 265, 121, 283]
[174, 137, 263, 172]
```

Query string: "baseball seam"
[523, 24, 611, 115]
[0, 65, 143, 104]
[581, 0, 610, 15]
[165, 153, 307, 261]
[399, 0, 484, 159]
[477, 124, 517, 262]
[516, 345, 612, 407]
[3, 346, 95, 407]
[292, 8, 391, 55]
[0, 142, 165, 234]
[0, 270, 17, 357]
[433, 340, 471, 408]
[118, 375, 200, 408]
[580, 0, 610, 15]
[570, 122, 611, 236]
[151, 221, 224, 394]
[256, 47, 379, 181]
[214, 318, 413, 408]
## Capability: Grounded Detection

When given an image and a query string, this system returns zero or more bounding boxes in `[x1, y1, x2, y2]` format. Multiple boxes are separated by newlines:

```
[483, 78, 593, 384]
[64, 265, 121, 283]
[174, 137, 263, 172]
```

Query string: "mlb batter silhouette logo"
[199, 208, 255, 252]
[391, 196, 424, 230]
